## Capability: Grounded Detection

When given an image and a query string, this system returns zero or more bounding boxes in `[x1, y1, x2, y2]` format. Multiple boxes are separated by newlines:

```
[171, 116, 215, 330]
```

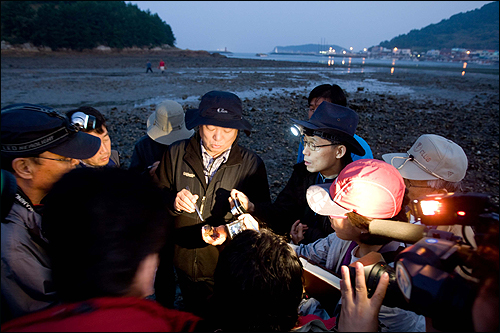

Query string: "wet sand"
[1, 51, 498, 203]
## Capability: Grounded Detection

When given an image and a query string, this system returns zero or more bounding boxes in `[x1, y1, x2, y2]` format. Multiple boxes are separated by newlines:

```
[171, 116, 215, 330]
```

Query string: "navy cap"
[291, 101, 365, 156]
[185, 91, 252, 136]
[1, 103, 101, 159]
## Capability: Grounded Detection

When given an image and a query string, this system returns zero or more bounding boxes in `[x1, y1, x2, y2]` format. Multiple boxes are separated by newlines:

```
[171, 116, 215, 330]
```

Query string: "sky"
[127, 1, 493, 53]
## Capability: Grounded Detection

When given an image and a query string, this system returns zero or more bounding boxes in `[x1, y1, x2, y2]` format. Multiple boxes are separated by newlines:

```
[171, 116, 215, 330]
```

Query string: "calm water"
[226, 52, 499, 75]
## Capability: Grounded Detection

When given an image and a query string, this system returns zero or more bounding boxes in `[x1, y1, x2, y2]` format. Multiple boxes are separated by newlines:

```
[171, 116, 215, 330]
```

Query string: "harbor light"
[363, 48, 367, 52]
[343, 50, 346, 54]
[350, 47, 353, 51]
[393, 47, 398, 52]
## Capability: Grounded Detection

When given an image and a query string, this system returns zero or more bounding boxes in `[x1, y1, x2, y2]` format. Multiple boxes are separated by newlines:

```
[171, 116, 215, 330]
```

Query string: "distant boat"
[256, 53, 268, 57]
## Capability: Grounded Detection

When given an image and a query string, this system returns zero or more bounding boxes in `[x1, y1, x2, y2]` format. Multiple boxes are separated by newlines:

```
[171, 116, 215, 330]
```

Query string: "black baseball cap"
[1, 103, 101, 159]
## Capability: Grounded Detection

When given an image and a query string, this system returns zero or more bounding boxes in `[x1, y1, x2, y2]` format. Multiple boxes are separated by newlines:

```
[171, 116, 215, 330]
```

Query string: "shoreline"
[1, 52, 498, 203]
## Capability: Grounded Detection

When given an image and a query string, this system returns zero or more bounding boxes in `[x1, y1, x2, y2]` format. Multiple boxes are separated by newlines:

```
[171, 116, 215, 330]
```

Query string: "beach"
[1, 50, 498, 203]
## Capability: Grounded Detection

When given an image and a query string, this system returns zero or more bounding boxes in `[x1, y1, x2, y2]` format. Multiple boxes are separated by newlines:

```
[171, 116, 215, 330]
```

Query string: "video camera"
[354, 192, 499, 332]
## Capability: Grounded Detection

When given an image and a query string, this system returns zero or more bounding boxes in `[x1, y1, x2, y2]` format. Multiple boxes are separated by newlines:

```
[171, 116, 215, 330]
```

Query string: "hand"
[237, 213, 259, 231]
[174, 188, 199, 213]
[201, 225, 227, 246]
[338, 262, 389, 332]
[229, 189, 254, 213]
[148, 161, 160, 177]
[290, 220, 308, 245]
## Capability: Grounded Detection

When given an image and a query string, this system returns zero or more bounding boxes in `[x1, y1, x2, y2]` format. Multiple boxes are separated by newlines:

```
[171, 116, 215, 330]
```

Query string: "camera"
[355, 192, 499, 331]
[71, 111, 96, 131]
[230, 196, 246, 217]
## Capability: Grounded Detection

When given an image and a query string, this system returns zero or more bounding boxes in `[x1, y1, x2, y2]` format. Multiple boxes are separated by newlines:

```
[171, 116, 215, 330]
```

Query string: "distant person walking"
[158, 59, 165, 74]
[146, 60, 153, 73]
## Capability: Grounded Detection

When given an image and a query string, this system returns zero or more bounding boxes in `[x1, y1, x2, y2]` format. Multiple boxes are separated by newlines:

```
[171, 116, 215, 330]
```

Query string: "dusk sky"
[126, 1, 493, 53]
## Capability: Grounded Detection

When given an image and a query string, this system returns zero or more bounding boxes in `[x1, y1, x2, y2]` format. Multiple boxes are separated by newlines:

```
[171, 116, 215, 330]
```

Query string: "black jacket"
[253, 162, 334, 244]
[156, 132, 271, 282]
[129, 135, 168, 174]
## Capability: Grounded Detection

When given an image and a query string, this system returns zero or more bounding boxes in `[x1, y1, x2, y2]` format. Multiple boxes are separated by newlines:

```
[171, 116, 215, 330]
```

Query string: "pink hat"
[306, 159, 405, 219]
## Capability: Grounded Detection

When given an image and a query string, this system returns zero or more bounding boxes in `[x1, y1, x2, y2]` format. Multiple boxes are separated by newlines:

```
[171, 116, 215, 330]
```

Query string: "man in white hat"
[129, 100, 194, 176]
[382, 134, 476, 249]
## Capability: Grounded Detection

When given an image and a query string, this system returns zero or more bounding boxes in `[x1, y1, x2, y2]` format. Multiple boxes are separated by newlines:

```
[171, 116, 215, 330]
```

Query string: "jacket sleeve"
[155, 145, 181, 216]
[1, 216, 56, 318]
[241, 156, 271, 207]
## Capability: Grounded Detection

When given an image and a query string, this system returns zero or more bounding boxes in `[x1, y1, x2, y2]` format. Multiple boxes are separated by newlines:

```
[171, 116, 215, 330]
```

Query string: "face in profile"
[82, 127, 111, 166]
[302, 135, 345, 177]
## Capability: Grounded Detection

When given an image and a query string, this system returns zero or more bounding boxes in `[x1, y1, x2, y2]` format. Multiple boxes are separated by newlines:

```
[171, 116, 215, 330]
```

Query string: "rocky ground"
[2, 50, 498, 204]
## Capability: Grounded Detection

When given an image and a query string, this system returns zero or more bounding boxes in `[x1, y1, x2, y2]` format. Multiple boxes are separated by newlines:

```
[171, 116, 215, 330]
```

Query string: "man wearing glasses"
[231, 101, 365, 245]
[1, 103, 100, 322]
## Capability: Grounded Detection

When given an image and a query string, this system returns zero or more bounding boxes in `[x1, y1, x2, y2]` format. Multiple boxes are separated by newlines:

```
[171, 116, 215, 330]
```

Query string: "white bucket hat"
[147, 100, 194, 145]
[382, 134, 468, 182]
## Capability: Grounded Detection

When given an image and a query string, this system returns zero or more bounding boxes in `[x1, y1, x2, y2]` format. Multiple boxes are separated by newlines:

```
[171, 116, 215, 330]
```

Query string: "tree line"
[379, 1, 499, 52]
[1, 1, 176, 50]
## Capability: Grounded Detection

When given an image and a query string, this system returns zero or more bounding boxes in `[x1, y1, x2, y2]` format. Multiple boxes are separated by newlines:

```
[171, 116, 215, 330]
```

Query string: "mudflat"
[2, 50, 498, 202]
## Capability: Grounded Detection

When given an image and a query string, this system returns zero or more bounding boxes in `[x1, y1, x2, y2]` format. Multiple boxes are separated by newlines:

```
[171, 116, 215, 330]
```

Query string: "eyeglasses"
[406, 179, 432, 189]
[36, 156, 74, 163]
[301, 136, 339, 152]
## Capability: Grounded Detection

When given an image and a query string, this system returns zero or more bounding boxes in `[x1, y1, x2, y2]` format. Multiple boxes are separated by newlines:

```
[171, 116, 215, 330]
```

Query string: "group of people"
[1, 83, 497, 332]
[146, 59, 166, 73]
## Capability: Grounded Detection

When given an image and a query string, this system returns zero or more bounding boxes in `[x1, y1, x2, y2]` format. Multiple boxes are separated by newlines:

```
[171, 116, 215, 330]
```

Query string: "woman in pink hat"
[291, 158, 425, 332]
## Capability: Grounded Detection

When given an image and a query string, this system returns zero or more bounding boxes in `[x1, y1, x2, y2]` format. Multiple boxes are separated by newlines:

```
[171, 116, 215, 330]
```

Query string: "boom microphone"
[368, 220, 426, 244]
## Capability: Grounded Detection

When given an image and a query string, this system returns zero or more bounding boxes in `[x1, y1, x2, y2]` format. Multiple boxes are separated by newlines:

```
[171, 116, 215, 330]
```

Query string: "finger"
[355, 262, 368, 295]
[241, 214, 259, 231]
[371, 272, 390, 305]
[340, 265, 353, 302]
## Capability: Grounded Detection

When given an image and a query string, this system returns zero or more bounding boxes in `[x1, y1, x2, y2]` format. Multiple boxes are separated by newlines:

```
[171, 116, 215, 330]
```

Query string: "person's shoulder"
[236, 144, 264, 162]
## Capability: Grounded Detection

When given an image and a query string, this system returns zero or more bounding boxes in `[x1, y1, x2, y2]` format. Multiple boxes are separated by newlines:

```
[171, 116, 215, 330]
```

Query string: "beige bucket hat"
[147, 100, 194, 145]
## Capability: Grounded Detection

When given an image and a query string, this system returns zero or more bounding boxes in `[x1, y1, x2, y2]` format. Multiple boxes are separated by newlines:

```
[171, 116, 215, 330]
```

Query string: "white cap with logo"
[382, 134, 468, 182]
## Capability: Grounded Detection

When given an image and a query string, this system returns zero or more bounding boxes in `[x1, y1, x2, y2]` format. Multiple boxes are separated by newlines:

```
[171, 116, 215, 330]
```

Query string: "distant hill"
[379, 1, 499, 51]
[271, 43, 347, 54]
[1, 1, 176, 51]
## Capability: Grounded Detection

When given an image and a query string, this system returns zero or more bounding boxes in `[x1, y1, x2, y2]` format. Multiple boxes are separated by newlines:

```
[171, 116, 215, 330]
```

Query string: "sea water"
[227, 52, 499, 73]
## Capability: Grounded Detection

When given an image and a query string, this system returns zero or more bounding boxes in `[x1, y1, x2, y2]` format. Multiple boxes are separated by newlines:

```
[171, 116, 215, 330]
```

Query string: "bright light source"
[363, 48, 367, 52]
[350, 47, 353, 51]
[420, 200, 441, 216]
[393, 47, 398, 52]
[290, 125, 301, 137]
[457, 211, 466, 216]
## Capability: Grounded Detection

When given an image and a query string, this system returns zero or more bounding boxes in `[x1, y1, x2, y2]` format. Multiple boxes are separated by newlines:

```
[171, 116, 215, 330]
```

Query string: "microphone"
[368, 219, 426, 244]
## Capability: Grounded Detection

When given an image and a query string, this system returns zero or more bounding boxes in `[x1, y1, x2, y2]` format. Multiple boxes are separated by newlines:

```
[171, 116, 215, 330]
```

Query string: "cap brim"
[291, 118, 365, 156]
[185, 108, 252, 134]
[382, 153, 438, 181]
[48, 132, 101, 159]
[306, 183, 352, 217]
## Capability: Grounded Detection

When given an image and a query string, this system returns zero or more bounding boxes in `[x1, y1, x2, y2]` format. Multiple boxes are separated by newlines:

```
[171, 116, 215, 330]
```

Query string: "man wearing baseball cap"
[231, 101, 365, 245]
[1, 103, 100, 321]
[291, 159, 425, 332]
[382, 134, 477, 268]
[154, 91, 271, 316]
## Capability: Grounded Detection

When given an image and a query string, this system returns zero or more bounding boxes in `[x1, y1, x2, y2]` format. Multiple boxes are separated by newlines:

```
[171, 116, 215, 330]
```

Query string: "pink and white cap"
[306, 159, 405, 219]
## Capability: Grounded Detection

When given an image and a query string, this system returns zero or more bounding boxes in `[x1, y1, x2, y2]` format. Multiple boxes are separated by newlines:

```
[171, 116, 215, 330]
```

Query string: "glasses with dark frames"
[36, 156, 73, 163]
[301, 135, 340, 152]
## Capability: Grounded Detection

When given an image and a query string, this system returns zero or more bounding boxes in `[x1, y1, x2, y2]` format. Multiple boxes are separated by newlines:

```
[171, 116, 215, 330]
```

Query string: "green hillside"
[379, 1, 499, 52]
[1, 1, 176, 50]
